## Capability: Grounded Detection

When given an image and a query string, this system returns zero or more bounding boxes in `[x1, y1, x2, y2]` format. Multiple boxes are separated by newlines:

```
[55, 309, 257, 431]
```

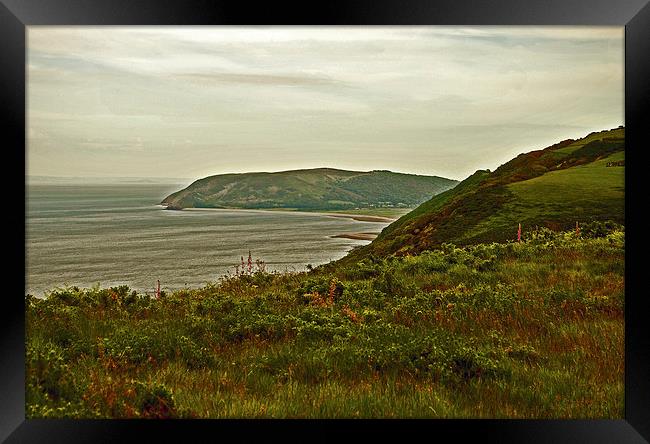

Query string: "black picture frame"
[1, 0, 648, 442]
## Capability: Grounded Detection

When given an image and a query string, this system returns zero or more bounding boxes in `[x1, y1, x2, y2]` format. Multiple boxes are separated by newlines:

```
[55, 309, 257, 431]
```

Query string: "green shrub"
[545, 288, 585, 304]
[581, 221, 623, 238]
[136, 381, 178, 419]
[372, 268, 415, 297]
[506, 344, 540, 363]
[26, 400, 100, 419]
[26, 341, 82, 406]
[176, 335, 213, 369]
[450, 346, 501, 381]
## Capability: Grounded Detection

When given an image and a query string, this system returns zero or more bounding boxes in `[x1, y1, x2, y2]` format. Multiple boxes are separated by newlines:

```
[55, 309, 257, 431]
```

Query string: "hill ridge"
[345, 127, 624, 260]
[162, 168, 459, 212]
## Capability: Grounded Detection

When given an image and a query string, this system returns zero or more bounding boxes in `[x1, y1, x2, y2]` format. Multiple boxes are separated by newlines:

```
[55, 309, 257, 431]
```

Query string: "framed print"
[1, 0, 649, 442]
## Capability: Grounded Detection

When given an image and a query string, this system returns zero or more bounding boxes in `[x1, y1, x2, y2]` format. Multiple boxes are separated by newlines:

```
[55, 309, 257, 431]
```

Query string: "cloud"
[26, 26, 624, 180]
[168, 72, 350, 88]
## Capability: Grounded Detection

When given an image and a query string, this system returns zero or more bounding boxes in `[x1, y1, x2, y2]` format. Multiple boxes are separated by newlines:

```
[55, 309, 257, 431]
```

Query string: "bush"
[372, 268, 415, 297]
[586, 221, 623, 239]
[176, 335, 213, 369]
[401, 250, 449, 274]
[136, 381, 178, 419]
[348, 259, 383, 279]
[99, 328, 161, 365]
[26, 400, 99, 419]
[99, 324, 214, 369]
[26, 341, 82, 408]
[506, 344, 540, 363]
[450, 347, 500, 381]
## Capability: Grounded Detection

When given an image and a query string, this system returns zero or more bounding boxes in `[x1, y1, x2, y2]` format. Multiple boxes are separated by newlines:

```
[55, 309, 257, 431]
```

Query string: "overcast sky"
[27, 26, 624, 181]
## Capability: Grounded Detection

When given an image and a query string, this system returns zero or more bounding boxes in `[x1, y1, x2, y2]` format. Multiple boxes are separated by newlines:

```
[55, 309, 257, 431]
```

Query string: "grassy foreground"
[26, 223, 624, 419]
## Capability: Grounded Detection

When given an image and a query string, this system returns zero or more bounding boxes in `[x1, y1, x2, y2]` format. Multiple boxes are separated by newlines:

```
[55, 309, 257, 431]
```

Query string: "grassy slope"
[26, 228, 624, 419]
[463, 151, 624, 243]
[347, 128, 624, 259]
[25, 128, 625, 419]
[380, 169, 492, 236]
[161, 168, 458, 211]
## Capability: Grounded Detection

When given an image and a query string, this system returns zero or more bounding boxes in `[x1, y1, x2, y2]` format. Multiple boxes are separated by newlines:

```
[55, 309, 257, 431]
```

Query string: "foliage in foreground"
[26, 224, 624, 418]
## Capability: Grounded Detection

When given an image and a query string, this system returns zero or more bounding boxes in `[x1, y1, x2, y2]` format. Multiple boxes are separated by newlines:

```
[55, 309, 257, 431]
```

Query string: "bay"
[26, 183, 390, 297]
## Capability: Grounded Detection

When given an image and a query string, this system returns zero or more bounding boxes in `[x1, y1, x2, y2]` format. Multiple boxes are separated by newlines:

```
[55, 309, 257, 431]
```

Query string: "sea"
[26, 182, 391, 297]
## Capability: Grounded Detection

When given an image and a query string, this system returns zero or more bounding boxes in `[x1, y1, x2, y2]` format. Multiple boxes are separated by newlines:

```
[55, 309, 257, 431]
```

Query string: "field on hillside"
[463, 152, 624, 243]
[354, 128, 625, 259]
[26, 223, 624, 419]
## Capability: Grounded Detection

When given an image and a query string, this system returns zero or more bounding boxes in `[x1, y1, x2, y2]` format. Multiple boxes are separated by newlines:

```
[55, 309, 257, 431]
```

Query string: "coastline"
[163, 206, 396, 242]
[322, 213, 396, 223]
[331, 232, 380, 241]
[168, 206, 400, 223]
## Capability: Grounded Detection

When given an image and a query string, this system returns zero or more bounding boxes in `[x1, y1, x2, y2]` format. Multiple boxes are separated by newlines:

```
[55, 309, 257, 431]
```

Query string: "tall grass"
[25, 224, 624, 418]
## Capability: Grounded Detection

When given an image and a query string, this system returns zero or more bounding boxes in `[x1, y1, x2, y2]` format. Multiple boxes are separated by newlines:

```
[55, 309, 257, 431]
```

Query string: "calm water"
[26, 184, 390, 297]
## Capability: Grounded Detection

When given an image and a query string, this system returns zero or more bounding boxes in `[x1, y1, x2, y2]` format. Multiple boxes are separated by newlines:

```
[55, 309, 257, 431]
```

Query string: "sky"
[27, 26, 624, 182]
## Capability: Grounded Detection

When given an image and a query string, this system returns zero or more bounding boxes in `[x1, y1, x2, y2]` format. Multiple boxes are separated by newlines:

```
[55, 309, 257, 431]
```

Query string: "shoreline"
[162, 206, 395, 242]
[331, 232, 380, 241]
[322, 213, 396, 223]
[168, 206, 399, 223]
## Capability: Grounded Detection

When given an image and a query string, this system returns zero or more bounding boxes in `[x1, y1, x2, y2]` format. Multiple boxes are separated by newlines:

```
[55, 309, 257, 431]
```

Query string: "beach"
[180, 207, 399, 223]
[322, 212, 397, 223]
[331, 232, 380, 241]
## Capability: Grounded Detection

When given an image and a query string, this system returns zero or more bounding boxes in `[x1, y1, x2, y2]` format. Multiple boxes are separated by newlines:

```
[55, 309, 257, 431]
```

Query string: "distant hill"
[161, 168, 459, 211]
[346, 127, 625, 259]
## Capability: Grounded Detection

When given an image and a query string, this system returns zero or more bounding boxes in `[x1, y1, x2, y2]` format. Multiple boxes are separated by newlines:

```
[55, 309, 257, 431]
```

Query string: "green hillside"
[27, 227, 624, 419]
[25, 129, 626, 420]
[161, 168, 458, 211]
[349, 127, 624, 259]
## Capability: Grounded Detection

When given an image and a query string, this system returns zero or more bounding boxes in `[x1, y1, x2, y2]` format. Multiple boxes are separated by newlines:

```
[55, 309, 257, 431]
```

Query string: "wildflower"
[342, 305, 359, 323]
[328, 279, 337, 305]
[517, 223, 522, 242]
[257, 259, 266, 272]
